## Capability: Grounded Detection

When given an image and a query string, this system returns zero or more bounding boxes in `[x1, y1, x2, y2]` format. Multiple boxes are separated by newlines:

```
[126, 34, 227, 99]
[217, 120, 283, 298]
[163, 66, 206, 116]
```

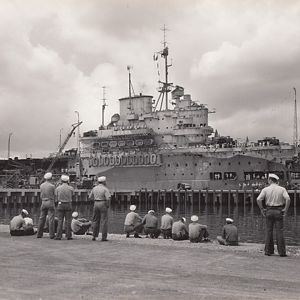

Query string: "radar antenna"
[101, 86, 107, 127]
[293, 87, 298, 154]
[153, 24, 173, 111]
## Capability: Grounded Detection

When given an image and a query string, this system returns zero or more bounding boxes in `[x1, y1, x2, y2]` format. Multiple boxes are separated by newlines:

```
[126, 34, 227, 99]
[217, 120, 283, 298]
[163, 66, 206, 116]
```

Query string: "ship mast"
[101, 86, 107, 127]
[155, 24, 172, 111]
[293, 87, 298, 154]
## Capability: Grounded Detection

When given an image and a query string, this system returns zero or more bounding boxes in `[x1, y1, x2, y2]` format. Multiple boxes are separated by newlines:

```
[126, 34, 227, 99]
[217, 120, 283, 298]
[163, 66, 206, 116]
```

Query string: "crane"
[47, 121, 83, 172]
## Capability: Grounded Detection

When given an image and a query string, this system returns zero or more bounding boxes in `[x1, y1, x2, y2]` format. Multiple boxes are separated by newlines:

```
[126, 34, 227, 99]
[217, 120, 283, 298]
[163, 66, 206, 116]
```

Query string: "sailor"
[172, 217, 189, 240]
[71, 211, 92, 235]
[37, 172, 56, 239]
[142, 210, 161, 238]
[217, 218, 239, 246]
[124, 205, 143, 238]
[10, 209, 36, 236]
[188, 215, 209, 243]
[160, 207, 173, 239]
[257, 173, 290, 257]
[54, 175, 74, 240]
[89, 176, 111, 241]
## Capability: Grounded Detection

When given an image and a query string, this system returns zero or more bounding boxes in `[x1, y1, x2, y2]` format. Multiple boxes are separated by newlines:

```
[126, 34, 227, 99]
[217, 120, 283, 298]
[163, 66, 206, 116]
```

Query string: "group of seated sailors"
[9, 210, 92, 237]
[9, 206, 238, 246]
[124, 205, 239, 245]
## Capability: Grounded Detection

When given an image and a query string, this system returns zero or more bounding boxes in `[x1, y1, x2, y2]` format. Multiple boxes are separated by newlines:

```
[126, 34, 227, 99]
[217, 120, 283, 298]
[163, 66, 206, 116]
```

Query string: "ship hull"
[78, 152, 296, 192]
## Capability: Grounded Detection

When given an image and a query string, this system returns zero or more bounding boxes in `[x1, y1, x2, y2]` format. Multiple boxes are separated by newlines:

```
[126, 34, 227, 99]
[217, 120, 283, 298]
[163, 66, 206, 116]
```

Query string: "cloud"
[0, 0, 300, 158]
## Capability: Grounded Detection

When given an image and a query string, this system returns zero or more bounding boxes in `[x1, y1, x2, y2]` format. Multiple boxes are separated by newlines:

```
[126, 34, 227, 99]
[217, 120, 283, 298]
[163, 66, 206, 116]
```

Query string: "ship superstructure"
[72, 31, 300, 192]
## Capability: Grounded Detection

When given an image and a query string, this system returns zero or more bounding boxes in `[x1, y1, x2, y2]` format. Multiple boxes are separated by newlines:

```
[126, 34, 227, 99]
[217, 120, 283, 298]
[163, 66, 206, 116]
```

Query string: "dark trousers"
[37, 200, 55, 238]
[74, 223, 91, 235]
[189, 227, 209, 243]
[92, 201, 108, 240]
[10, 228, 35, 236]
[265, 207, 286, 256]
[56, 202, 72, 239]
[144, 227, 161, 238]
[124, 223, 143, 235]
[172, 232, 189, 241]
[161, 229, 172, 239]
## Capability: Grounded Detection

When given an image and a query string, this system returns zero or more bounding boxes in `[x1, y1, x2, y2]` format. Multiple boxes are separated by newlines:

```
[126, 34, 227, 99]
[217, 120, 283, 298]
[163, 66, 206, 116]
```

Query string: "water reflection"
[1, 203, 299, 245]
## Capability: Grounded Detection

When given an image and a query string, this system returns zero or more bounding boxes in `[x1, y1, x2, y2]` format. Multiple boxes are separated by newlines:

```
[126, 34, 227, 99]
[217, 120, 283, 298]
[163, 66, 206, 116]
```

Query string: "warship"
[72, 33, 300, 192]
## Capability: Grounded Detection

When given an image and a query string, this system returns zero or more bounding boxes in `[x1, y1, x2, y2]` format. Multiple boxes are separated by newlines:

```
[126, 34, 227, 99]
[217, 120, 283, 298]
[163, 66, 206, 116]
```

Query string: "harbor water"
[1, 202, 299, 245]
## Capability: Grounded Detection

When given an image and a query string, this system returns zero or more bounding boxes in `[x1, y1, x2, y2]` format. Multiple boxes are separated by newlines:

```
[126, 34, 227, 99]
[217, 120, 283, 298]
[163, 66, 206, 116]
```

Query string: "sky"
[1, 0, 300, 158]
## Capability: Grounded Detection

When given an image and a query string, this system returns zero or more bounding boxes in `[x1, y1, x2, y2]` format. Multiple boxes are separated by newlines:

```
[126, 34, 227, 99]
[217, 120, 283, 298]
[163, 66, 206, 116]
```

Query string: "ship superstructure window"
[244, 172, 267, 180]
[224, 172, 237, 180]
[210, 172, 222, 180]
[290, 172, 300, 179]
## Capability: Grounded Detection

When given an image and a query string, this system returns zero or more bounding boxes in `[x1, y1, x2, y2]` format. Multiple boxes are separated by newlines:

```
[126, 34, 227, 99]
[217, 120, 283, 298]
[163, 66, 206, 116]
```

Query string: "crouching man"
[10, 209, 36, 236]
[142, 210, 161, 238]
[71, 212, 92, 235]
[172, 217, 189, 240]
[124, 205, 143, 238]
[189, 215, 209, 243]
[217, 218, 239, 246]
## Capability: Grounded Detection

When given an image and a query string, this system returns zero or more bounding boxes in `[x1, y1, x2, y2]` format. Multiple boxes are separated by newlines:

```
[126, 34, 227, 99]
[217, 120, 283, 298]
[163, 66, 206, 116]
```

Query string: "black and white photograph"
[0, 0, 300, 299]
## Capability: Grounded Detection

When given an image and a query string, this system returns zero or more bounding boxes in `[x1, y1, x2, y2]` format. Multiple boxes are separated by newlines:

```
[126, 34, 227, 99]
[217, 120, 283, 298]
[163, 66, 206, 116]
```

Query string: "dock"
[0, 189, 299, 209]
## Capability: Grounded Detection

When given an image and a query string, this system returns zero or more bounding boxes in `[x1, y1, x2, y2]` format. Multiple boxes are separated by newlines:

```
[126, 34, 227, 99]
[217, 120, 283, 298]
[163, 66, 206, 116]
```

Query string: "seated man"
[10, 209, 36, 236]
[189, 215, 209, 243]
[217, 218, 239, 246]
[161, 207, 173, 239]
[71, 212, 92, 235]
[172, 217, 189, 240]
[142, 210, 161, 238]
[124, 205, 143, 238]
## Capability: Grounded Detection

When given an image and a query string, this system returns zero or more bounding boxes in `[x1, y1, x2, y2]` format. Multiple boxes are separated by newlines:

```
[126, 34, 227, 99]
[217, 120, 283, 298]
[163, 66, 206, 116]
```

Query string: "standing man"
[54, 175, 74, 240]
[257, 173, 290, 257]
[89, 176, 111, 241]
[37, 172, 56, 239]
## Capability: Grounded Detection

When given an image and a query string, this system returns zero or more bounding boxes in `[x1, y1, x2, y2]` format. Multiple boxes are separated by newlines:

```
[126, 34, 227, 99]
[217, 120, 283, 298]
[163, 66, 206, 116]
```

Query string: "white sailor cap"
[268, 173, 279, 181]
[21, 209, 29, 216]
[165, 207, 172, 213]
[130, 205, 136, 211]
[148, 210, 155, 214]
[98, 176, 106, 183]
[61, 175, 69, 182]
[44, 172, 52, 180]
[72, 212, 79, 218]
[226, 218, 234, 223]
[182, 217, 186, 223]
[24, 217, 33, 225]
[191, 215, 199, 222]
